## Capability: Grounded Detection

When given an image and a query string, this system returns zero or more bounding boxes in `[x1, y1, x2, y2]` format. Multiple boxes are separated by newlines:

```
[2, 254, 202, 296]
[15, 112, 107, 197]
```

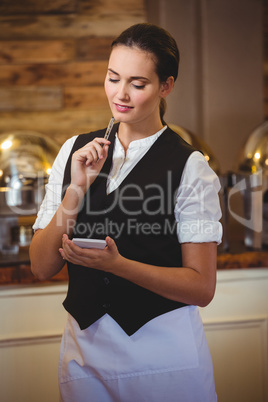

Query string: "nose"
[117, 82, 130, 101]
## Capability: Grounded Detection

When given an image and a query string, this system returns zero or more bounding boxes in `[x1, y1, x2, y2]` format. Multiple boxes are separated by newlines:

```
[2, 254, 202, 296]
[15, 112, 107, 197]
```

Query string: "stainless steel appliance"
[0, 131, 60, 255]
[229, 120, 268, 249]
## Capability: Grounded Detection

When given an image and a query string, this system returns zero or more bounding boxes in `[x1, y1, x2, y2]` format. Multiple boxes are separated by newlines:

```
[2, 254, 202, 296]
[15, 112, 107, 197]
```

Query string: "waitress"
[30, 23, 222, 401]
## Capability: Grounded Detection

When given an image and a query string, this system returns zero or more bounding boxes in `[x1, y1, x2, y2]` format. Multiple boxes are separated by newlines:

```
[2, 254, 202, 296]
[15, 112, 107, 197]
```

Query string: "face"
[104, 45, 171, 129]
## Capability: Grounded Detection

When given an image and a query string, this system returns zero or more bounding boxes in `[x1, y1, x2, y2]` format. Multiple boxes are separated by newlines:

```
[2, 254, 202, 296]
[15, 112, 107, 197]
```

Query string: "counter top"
[0, 248, 268, 285]
[217, 250, 268, 269]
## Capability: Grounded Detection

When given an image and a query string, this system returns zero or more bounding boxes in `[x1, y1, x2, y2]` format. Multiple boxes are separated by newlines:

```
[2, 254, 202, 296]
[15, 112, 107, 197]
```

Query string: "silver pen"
[104, 117, 115, 141]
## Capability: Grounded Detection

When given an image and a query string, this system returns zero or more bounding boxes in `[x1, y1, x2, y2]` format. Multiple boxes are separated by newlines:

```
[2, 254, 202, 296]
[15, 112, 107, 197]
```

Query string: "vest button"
[103, 277, 110, 285]
[103, 303, 111, 309]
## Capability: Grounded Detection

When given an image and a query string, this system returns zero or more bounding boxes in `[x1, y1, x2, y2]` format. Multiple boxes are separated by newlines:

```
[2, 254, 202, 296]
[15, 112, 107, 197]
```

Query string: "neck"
[117, 121, 164, 153]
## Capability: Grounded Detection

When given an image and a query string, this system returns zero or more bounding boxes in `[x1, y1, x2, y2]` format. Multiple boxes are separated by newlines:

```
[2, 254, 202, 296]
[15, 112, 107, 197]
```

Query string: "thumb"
[105, 236, 117, 251]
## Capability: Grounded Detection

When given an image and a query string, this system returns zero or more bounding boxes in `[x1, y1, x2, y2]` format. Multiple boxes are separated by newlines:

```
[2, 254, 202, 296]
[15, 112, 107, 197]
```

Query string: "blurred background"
[0, 1, 267, 402]
[0, 0, 266, 173]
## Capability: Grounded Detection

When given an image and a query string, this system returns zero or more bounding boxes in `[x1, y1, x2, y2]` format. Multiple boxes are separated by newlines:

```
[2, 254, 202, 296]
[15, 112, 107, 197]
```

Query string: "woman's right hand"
[70, 137, 111, 194]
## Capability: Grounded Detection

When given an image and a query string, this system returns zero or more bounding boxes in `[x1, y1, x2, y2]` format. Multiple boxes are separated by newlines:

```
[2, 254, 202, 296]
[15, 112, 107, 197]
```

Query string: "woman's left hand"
[59, 234, 121, 272]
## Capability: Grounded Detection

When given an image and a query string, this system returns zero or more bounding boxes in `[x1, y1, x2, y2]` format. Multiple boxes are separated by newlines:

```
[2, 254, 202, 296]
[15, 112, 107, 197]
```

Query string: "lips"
[114, 103, 133, 112]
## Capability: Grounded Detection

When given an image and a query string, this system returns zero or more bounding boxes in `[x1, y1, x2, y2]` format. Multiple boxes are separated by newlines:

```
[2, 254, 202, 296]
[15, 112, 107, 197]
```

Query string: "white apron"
[59, 306, 217, 402]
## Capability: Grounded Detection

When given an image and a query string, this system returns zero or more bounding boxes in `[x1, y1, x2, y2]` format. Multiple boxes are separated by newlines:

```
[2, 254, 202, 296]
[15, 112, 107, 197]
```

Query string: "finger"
[62, 234, 79, 256]
[79, 146, 99, 164]
[59, 248, 66, 260]
[61, 241, 83, 264]
[91, 139, 110, 161]
[102, 144, 110, 159]
[73, 143, 98, 164]
[93, 138, 111, 147]
[73, 138, 110, 166]
[77, 143, 107, 166]
[105, 236, 117, 252]
[84, 147, 99, 165]
[85, 138, 110, 151]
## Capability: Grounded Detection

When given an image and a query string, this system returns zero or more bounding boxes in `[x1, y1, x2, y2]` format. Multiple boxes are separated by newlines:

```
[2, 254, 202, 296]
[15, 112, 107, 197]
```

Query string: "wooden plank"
[0, 14, 146, 40]
[78, 0, 145, 15]
[0, 0, 77, 15]
[0, 61, 107, 86]
[0, 87, 63, 111]
[76, 37, 111, 61]
[0, 109, 112, 143]
[0, 40, 75, 64]
[64, 86, 108, 108]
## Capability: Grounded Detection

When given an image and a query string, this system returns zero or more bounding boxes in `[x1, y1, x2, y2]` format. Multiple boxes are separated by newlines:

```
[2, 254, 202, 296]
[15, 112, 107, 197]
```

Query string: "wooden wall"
[0, 0, 146, 145]
[0, 0, 267, 146]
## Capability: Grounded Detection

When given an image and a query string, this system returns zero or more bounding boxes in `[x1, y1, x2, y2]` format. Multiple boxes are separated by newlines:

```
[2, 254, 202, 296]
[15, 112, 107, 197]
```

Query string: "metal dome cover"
[0, 131, 60, 215]
[237, 120, 268, 174]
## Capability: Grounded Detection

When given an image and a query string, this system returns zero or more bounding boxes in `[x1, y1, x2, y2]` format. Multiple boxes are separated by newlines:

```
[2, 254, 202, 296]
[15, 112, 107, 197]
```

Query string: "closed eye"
[108, 77, 145, 89]
[108, 78, 119, 83]
[133, 84, 145, 89]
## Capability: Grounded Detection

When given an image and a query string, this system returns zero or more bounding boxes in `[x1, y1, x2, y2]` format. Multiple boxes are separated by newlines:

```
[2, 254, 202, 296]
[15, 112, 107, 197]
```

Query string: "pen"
[104, 117, 115, 141]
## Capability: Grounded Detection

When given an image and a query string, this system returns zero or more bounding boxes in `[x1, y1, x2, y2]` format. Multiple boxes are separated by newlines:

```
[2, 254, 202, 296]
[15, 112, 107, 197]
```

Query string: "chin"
[113, 114, 131, 123]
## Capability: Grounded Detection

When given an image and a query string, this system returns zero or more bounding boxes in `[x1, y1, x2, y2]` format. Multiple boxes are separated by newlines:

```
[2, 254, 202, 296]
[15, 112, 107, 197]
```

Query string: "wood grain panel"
[0, 61, 107, 86]
[0, 0, 144, 17]
[76, 37, 111, 61]
[0, 109, 112, 142]
[64, 86, 108, 108]
[0, 87, 62, 111]
[0, 0, 145, 20]
[78, 0, 145, 15]
[0, 0, 77, 15]
[0, 40, 75, 64]
[0, 15, 146, 40]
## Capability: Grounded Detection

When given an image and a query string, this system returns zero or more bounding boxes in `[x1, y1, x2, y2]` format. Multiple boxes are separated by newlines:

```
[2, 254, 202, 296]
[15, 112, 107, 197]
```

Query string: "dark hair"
[111, 23, 180, 125]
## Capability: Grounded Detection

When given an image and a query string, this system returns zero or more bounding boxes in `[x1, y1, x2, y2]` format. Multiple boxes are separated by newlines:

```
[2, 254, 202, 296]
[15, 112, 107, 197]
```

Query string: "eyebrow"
[108, 68, 149, 81]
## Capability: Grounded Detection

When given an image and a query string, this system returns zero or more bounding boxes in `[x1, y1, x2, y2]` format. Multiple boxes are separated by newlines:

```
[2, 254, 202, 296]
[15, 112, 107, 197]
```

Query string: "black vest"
[62, 124, 196, 335]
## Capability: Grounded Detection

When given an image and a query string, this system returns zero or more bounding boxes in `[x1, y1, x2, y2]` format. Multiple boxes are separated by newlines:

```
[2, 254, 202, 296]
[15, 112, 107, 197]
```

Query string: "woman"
[30, 23, 222, 401]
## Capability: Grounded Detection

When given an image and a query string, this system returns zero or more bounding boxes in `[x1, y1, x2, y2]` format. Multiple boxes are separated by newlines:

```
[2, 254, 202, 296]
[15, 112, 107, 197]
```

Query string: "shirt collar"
[115, 126, 167, 150]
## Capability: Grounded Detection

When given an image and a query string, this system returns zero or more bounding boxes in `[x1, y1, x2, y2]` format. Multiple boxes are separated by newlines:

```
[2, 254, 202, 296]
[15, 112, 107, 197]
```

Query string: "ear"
[160, 76, 174, 98]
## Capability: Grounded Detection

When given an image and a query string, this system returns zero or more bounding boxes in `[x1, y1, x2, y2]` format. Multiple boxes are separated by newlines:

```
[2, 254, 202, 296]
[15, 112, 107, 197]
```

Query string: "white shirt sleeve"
[32, 135, 77, 230]
[175, 151, 222, 244]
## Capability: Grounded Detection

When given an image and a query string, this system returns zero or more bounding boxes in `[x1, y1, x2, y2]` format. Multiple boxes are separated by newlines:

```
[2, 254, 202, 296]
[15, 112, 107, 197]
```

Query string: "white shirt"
[33, 126, 222, 244]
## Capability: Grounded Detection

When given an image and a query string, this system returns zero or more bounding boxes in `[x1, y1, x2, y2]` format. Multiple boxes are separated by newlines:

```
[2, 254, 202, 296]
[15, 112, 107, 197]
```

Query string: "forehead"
[108, 45, 157, 77]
